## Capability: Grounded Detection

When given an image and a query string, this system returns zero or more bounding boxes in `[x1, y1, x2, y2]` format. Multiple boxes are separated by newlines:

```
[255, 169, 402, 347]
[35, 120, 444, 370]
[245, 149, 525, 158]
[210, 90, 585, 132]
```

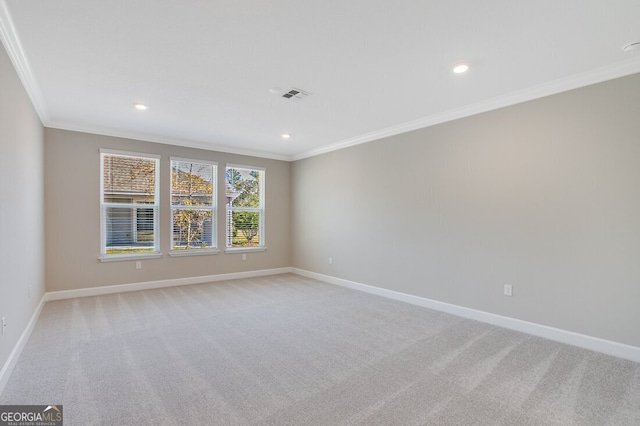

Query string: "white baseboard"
[291, 268, 640, 363]
[45, 267, 293, 301]
[0, 294, 46, 396]
[4, 266, 636, 398]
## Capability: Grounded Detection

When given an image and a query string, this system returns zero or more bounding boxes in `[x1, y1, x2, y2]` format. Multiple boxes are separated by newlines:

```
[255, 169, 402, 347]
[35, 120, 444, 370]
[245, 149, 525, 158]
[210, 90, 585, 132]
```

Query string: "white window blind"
[171, 158, 217, 251]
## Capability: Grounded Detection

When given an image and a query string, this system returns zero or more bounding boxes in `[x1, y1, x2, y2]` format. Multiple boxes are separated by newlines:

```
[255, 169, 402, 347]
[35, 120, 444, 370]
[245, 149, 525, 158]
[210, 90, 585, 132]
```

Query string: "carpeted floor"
[1, 273, 639, 425]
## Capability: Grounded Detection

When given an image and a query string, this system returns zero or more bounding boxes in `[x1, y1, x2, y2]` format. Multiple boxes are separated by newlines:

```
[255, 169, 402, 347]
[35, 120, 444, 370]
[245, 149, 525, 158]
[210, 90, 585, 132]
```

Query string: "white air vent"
[282, 88, 310, 101]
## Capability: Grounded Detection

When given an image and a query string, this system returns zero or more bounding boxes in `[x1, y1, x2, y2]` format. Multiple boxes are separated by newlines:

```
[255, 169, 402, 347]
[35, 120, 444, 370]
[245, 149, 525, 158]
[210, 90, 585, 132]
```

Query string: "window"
[225, 165, 265, 249]
[170, 158, 217, 253]
[100, 150, 160, 259]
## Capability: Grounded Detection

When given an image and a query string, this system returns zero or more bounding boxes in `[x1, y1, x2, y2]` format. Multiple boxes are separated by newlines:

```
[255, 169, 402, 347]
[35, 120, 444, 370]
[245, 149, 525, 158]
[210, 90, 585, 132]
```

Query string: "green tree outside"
[226, 168, 261, 246]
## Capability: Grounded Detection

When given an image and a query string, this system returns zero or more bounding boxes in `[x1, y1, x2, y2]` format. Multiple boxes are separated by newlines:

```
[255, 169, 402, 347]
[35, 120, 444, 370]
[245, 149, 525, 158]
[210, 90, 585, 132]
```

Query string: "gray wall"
[0, 42, 45, 371]
[291, 73, 640, 347]
[45, 129, 291, 291]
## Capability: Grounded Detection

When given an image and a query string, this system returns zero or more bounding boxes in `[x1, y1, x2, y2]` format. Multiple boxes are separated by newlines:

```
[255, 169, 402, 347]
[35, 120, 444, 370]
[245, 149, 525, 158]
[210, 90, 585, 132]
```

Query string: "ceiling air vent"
[282, 88, 310, 101]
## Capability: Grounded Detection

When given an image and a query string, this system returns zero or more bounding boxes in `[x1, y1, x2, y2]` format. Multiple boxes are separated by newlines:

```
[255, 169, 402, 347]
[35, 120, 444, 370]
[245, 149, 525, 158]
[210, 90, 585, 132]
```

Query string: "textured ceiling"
[1, 0, 639, 160]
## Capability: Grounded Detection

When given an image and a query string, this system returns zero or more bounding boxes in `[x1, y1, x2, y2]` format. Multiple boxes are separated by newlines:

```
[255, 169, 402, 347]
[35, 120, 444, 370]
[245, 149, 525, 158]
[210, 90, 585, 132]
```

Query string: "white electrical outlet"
[2, 316, 6, 335]
[504, 284, 513, 296]
[135, 261, 142, 270]
[329, 257, 333, 265]
[242, 254, 247, 261]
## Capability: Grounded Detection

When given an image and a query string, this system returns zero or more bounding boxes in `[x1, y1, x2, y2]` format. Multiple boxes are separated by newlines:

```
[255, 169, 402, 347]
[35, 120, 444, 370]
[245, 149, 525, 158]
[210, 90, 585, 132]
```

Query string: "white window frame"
[225, 164, 266, 253]
[169, 157, 219, 257]
[99, 149, 161, 262]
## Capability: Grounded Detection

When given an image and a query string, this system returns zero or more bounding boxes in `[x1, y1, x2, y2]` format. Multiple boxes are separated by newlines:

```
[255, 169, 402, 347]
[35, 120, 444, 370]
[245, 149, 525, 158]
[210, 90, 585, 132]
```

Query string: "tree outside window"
[225, 166, 264, 248]
[171, 159, 216, 251]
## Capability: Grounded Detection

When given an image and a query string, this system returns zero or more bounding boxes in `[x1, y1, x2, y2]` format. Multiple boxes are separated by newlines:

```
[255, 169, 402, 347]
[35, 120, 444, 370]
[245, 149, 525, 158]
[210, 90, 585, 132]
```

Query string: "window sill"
[169, 249, 220, 257]
[225, 247, 267, 254]
[98, 252, 163, 262]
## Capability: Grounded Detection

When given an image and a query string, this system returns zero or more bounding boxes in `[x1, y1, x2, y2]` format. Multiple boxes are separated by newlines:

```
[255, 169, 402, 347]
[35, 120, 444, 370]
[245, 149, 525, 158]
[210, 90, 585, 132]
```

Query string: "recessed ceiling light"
[134, 103, 148, 110]
[269, 87, 283, 94]
[452, 63, 470, 74]
[281, 133, 291, 139]
[622, 42, 640, 53]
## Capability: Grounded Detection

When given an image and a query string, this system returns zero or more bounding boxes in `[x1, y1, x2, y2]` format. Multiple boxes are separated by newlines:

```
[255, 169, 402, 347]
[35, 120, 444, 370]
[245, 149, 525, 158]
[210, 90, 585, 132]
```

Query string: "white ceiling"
[1, 1, 639, 161]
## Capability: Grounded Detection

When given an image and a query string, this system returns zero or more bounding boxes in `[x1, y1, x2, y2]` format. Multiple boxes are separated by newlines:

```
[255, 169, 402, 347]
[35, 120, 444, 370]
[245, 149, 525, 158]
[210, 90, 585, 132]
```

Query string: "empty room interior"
[1, 1, 640, 424]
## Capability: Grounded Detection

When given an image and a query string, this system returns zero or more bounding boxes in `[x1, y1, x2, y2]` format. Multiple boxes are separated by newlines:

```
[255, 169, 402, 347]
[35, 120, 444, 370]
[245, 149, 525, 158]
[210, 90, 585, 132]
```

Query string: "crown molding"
[3, 0, 639, 164]
[46, 120, 292, 162]
[291, 57, 640, 161]
[0, 0, 49, 123]
[0, 1, 289, 162]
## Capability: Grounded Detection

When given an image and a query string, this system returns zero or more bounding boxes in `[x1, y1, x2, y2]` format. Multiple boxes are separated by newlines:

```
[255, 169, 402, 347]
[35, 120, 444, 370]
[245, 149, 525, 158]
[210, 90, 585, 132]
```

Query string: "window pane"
[229, 211, 261, 247]
[226, 168, 260, 208]
[103, 155, 156, 200]
[171, 161, 214, 206]
[172, 209, 213, 249]
[104, 207, 155, 254]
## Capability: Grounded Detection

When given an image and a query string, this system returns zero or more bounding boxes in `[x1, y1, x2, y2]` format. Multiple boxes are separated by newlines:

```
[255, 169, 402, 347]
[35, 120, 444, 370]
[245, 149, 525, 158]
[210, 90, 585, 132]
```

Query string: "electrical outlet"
[329, 257, 333, 265]
[135, 261, 142, 270]
[242, 254, 247, 261]
[504, 284, 513, 296]
[2, 316, 6, 335]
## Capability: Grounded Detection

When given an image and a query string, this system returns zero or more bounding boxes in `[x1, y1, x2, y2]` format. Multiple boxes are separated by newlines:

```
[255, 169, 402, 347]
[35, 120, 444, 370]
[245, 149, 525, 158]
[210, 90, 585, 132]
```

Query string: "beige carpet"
[1, 273, 639, 425]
